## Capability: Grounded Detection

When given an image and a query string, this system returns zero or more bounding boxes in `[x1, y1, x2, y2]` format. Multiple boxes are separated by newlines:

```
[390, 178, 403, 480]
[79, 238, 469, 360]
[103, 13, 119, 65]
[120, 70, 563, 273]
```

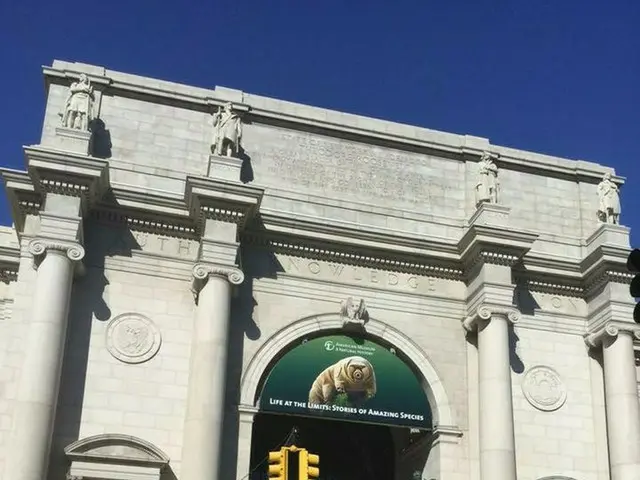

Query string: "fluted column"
[180, 263, 244, 480]
[463, 305, 519, 480]
[586, 321, 640, 480]
[6, 238, 85, 480]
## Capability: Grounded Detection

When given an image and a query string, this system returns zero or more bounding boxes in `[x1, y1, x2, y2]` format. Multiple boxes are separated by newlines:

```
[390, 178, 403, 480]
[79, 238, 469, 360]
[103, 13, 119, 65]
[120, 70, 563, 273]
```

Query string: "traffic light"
[299, 449, 320, 480]
[627, 248, 640, 323]
[268, 448, 288, 480]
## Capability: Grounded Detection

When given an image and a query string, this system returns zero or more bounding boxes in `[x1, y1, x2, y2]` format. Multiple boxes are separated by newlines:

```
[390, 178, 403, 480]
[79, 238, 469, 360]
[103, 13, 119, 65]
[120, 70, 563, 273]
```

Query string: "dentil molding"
[462, 304, 521, 333]
[584, 320, 640, 348]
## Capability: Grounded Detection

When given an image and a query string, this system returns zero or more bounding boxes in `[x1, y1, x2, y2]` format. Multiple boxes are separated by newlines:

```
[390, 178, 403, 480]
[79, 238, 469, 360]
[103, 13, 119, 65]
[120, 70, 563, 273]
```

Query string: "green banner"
[258, 335, 432, 429]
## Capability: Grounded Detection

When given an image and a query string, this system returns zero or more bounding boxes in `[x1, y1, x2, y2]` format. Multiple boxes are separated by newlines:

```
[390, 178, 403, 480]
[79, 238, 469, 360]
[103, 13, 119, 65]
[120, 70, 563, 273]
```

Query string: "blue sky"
[1, 1, 639, 242]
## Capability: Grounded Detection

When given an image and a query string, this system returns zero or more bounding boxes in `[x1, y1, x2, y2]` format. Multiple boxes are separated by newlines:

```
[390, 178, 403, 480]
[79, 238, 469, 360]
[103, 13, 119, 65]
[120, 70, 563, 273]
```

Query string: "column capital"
[192, 263, 244, 285]
[28, 238, 85, 264]
[462, 304, 520, 333]
[584, 320, 640, 348]
[191, 263, 244, 300]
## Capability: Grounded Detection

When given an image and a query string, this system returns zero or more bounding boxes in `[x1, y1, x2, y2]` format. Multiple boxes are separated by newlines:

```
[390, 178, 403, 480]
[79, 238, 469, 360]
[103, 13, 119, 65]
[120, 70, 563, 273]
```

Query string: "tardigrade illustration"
[308, 355, 377, 405]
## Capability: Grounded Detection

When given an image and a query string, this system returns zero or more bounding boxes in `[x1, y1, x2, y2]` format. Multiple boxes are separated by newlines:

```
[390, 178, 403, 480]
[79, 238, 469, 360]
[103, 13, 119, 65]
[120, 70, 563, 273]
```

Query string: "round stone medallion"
[105, 313, 162, 364]
[521, 365, 566, 412]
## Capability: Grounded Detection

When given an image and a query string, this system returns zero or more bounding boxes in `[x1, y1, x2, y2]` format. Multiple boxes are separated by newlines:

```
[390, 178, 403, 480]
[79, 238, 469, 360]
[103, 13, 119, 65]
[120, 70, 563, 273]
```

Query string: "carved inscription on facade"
[247, 125, 461, 212]
[516, 290, 586, 316]
[279, 255, 438, 294]
[105, 313, 162, 364]
[105, 229, 197, 259]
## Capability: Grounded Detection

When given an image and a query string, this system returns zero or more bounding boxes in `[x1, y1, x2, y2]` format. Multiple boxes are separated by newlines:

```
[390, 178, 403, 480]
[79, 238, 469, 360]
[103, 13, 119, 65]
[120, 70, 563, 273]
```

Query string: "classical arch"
[239, 312, 458, 428]
[65, 433, 170, 480]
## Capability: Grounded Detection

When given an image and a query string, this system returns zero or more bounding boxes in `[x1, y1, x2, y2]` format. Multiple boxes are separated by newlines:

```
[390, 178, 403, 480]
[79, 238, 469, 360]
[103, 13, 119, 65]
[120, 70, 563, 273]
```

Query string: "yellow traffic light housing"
[268, 448, 288, 480]
[299, 449, 320, 480]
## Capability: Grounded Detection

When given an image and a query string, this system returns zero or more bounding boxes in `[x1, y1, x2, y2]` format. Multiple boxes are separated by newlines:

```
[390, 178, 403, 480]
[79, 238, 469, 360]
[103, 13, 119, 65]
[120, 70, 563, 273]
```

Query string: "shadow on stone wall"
[219, 225, 284, 480]
[47, 218, 141, 480]
[88, 118, 112, 159]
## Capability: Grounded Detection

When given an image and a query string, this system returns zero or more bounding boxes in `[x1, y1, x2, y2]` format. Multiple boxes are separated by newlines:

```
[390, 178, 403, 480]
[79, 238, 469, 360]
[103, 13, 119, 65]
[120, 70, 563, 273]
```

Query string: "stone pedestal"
[207, 154, 243, 181]
[5, 238, 85, 480]
[180, 263, 244, 480]
[586, 321, 640, 480]
[53, 127, 91, 155]
[463, 305, 519, 480]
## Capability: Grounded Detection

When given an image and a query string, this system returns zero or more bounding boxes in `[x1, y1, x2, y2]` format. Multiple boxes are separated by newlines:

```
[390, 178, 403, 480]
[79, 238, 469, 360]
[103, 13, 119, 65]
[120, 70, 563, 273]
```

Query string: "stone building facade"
[0, 59, 639, 480]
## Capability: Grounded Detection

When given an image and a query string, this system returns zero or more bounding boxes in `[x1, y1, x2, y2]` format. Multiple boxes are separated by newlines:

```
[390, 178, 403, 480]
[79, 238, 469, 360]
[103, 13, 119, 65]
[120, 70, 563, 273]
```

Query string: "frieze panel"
[101, 227, 198, 260]
[515, 289, 586, 316]
[276, 254, 464, 297]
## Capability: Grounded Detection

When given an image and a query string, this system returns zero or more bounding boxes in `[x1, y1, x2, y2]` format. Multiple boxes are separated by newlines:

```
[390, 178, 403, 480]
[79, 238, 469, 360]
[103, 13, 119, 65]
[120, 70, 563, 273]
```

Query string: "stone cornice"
[44, 60, 618, 184]
[462, 304, 521, 333]
[458, 224, 538, 276]
[584, 320, 640, 348]
[0, 245, 19, 283]
[1, 168, 43, 233]
[24, 146, 109, 209]
[184, 176, 264, 231]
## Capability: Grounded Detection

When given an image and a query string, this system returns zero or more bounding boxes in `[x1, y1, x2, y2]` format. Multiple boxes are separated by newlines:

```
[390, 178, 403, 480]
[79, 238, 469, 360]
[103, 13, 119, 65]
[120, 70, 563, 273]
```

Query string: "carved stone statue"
[340, 297, 368, 329]
[211, 102, 243, 157]
[60, 74, 94, 131]
[475, 152, 499, 207]
[597, 172, 621, 224]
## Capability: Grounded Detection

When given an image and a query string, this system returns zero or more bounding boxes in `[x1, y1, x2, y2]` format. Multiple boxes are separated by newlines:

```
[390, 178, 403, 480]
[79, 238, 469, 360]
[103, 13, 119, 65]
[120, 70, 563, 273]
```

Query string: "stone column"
[586, 321, 640, 480]
[463, 305, 519, 480]
[6, 238, 85, 480]
[180, 263, 244, 480]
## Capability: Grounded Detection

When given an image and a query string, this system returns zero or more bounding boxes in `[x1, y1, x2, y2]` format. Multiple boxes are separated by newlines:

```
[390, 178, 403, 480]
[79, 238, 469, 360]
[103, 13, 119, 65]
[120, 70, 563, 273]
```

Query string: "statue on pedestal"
[211, 102, 243, 158]
[597, 172, 621, 224]
[60, 74, 94, 131]
[475, 151, 499, 207]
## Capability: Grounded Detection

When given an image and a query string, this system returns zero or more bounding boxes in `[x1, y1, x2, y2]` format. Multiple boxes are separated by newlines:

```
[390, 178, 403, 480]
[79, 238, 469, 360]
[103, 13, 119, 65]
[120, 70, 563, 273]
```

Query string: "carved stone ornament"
[105, 313, 162, 364]
[211, 102, 243, 158]
[192, 263, 244, 284]
[521, 365, 567, 412]
[584, 320, 640, 348]
[28, 238, 85, 264]
[191, 263, 245, 300]
[596, 172, 621, 225]
[475, 151, 500, 207]
[340, 296, 368, 329]
[60, 74, 95, 131]
[462, 304, 520, 333]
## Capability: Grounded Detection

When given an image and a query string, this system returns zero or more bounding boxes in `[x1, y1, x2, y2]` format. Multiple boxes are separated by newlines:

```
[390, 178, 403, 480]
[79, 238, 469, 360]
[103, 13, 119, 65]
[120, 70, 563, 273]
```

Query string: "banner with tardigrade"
[258, 334, 432, 429]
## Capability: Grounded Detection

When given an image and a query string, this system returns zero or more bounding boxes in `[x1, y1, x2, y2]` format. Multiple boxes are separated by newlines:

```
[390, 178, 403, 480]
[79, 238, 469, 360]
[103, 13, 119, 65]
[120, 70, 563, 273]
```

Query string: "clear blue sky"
[1, 1, 639, 242]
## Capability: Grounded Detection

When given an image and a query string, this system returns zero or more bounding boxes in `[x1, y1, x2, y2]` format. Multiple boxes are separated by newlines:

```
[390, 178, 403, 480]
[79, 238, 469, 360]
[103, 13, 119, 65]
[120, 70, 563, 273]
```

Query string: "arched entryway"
[239, 316, 458, 480]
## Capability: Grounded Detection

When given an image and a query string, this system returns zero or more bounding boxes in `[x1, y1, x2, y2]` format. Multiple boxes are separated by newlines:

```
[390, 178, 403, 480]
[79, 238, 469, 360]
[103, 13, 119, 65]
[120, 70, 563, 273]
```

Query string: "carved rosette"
[521, 365, 567, 412]
[462, 304, 521, 333]
[584, 320, 640, 348]
[28, 238, 85, 263]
